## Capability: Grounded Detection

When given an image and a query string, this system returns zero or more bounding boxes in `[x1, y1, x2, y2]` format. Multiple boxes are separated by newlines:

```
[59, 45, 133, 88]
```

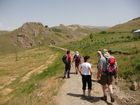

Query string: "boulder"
[130, 81, 138, 91]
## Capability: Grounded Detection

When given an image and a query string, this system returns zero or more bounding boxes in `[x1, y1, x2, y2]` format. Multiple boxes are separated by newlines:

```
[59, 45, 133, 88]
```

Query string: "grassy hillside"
[62, 32, 140, 81]
[0, 45, 65, 105]
[108, 17, 140, 32]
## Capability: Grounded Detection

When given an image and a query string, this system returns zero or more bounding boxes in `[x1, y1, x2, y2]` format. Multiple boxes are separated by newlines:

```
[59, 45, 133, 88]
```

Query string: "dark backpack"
[62, 55, 70, 64]
[75, 55, 80, 63]
[105, 56, 117, 75]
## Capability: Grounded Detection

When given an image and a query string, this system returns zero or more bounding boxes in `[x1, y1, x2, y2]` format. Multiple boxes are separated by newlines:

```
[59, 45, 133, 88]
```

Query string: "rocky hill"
[0, 22, 99, 52]
[108, 17, 140, 32]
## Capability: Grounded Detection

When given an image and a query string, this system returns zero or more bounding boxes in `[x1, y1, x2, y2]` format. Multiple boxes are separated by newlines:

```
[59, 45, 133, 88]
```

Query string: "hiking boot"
[63, 76, 66, 79]
[101, 95, 107, 101]
[111, 96, 115, 103]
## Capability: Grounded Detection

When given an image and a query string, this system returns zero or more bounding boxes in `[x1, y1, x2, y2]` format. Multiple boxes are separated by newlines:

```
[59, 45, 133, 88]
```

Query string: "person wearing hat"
[73, 51, 81, 74]
[79, 56, 93, 97]
[97, 51, 108, 101]
[97, 49, 118, 102]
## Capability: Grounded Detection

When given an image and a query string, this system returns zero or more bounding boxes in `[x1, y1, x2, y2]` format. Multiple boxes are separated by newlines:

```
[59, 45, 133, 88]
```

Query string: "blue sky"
[0, 0, 140, 30]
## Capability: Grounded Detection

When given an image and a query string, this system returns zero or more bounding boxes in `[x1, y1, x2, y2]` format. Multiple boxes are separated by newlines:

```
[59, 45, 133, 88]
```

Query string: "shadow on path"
[67, 93, 100, 103]
[67, 93, 113, 105]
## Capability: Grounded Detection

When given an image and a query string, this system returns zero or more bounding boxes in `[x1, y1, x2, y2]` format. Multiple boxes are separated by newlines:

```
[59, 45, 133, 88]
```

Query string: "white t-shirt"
[80, 62, 92, 75]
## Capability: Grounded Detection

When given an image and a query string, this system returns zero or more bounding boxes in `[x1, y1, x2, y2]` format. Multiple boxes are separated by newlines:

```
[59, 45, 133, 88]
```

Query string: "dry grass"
[0, 46, 64, 105]
[4, 76, 63, 105]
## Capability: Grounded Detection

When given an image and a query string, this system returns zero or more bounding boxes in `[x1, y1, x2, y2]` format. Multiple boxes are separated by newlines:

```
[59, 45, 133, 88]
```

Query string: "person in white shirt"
[79, 56, 93, 97]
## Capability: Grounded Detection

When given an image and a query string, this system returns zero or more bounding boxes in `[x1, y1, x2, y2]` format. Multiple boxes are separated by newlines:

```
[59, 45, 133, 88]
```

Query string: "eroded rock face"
[12, 22, 51, 48]
[131, 81, 138, 91]
[16, 34, 35, 48]
[19, 22, 50, 37]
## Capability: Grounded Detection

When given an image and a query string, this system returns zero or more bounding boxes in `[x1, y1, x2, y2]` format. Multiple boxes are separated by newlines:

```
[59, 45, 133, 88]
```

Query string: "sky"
[0, 0, 140, 30]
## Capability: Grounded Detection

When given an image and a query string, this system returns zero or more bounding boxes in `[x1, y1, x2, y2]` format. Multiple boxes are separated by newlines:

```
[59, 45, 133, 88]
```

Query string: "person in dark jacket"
[63, 50, 72, 78]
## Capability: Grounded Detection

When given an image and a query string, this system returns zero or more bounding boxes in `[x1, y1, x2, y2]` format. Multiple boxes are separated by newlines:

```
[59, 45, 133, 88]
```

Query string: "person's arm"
[89, 67, 93, 76]
[73, 55, 76, 62]
[69, 55, 72, 65]
[78, 66, 82, 76]
[114, 62, 118, 79]
[97, 66, 102, 79]
[97, 60, 103, 79]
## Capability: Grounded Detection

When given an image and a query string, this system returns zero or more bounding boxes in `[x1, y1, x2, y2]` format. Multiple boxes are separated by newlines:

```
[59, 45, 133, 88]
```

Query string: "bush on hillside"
[52, 28, 62, 32]
[89, 33, 94, 42]
[45, 25, 48, 28]
[100, 31, 107, 34]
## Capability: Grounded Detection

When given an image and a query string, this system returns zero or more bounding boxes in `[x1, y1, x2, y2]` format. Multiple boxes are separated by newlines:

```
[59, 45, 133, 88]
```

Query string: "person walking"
[79, 56, 93, 97]
[73, 51, 81, 74]
[97, 50, 118, 103]
[62, 50, 72, 78]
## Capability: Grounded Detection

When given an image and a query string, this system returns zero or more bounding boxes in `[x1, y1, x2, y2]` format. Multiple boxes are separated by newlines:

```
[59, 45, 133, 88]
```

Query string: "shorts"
[75, 62, 80, 68]
[99, 73, 113, 85]
[82, 75, 92, 90]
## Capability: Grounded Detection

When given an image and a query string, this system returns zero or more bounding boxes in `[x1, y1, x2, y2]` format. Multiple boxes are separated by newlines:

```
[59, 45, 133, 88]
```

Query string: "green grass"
[62, 32, 140, 81]
[10, 46, 64, 94]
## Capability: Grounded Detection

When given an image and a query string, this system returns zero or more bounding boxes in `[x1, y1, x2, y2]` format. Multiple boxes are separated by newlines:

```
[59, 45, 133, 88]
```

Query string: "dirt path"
[56, 64, 119, 105]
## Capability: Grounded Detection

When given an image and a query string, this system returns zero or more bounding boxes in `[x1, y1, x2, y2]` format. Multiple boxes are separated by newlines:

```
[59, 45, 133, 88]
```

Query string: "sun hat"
[97, 51, 102, 56]
[76, 51, 79, 54]
[103, 49, 108, 53]
[104, 52, 110, 57]
[102, 49, 111, 57]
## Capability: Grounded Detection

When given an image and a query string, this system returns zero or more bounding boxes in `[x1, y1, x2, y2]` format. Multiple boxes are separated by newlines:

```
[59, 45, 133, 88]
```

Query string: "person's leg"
[102, 85, 107, 96]
[108, 75, 115, 102]
[101, 85, 107, 101]
[87, 75, 92, 96]
[67, 65, 71, 78]
[75, 62, 78, 74]
[83, 90, 86, 96]
[100, 74, 108, 101]
[108, 84, 115, 102]
[82, 75, 86, 96]
[63, 65, 67, 78]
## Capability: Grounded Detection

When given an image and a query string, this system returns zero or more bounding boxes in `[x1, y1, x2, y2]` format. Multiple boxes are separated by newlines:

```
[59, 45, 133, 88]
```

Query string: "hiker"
[97, 50, 118, 102]
[73, 51, 81, 74]
[79, 56, 93, 97]
[62, 50, 72, 78]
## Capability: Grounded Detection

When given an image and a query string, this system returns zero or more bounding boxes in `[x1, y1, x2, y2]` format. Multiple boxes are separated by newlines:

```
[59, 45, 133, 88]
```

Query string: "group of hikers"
[62, 49, 118, 103]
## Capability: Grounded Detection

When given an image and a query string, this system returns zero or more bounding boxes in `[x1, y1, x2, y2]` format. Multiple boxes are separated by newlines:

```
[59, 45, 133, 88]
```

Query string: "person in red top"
[63, 50, 72, 78]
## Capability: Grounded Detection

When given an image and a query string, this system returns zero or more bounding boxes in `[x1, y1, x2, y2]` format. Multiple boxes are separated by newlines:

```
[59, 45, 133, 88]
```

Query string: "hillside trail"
[50, 45, 133, 105]
[50, 45, 119, 105]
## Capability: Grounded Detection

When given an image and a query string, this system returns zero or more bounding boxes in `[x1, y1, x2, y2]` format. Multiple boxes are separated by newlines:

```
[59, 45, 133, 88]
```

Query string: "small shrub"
[52, 28, 62, 32]
[100, 31, 107, 34]
[135, 64, 140, 71]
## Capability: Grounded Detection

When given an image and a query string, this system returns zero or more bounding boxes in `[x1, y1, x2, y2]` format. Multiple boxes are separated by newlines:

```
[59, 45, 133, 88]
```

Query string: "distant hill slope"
[86, 26, 110, 31]
[0, 22, 98, 53]
[0, 31, 9, 35]
[108, 17, 140, 32]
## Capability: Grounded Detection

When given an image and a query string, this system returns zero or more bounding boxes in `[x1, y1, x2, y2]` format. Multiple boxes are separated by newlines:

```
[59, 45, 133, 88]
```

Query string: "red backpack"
[106, 56, 117, 75]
